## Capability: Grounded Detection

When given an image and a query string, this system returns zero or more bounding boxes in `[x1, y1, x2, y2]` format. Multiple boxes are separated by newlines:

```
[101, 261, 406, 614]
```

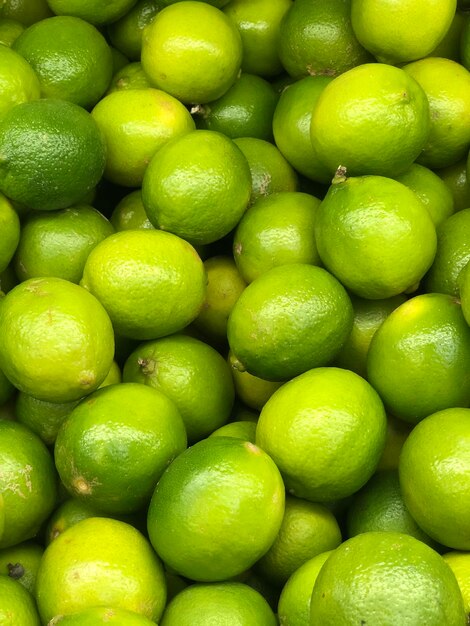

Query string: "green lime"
[229, 351, 282, 412]
[438, 159, 470, 212]
[0, 44, 40, 118]
[0, 541, 43, 594]
[0, 18, 24, 46]
[0, 0, 52, 26]
[0, 192, 20, 274]
[110, 190, 154, 231]
[108, 0, 160, 61]
[0, 576, 40, 625]
[106, 61, 151, 93]
[46, 0, 139, 25]
[49, 607, 157, 626]
[209, 420, 257, 442]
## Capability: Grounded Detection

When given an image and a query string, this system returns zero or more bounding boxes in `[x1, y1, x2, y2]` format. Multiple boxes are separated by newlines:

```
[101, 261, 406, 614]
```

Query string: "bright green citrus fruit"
[460, 260, 470, 325]
[142, 130, 251, 246]
[425, 208, 470, 296]
[0, 45, 40, 118]
[315, 174, 437, 299]
[147, 436, 285, 581]
[106, 61, 151, 93]
[310, 532, 466, 625]
[13, 16, 113, 109]
[438, 159, 470, 213]
[107, 0, 160, 61]
[16, 395, 79, 446]
[223, 0, 292, 77]
[35, 517, 166, 623]
[376, 415, 412, 472]
[0, 0, 53, 25]
[80, 230, 206, 340]
[46, 0, 139, 25]
[0, 575, 40, 625]
[192, 256, 246, 344]
[394, 163, 454, 227]
[442, 552, 470, 616]
[14, 205, 113, 284]
[0, 541, 43, 594]
[310, 63, 430, 178]
[49, 607, 157, 626]
[110, 190, 153, 231]
[229, 351, 282, 412]
[404, 57, 470, 169]
[272, 75, 333, 184]
[367, 293, 470, 424]
[334, 294, 407, 379]
[193, 73, 278, 142]
[45, 499, 112, 545]
[55, 382, 187, 513]
[123, 334, 234, 442]
[233, 192, 321, 284]
[0, 277, 114, 403]
[400, 407, 470, 549]
[279, 0, 371, 79]
[0, 99, 106, 211]
[277, 550, 333, 626]
[0, 192, 20, 273]
[351, 0, 456, 64]
[209, 420, 257, 442]
[0, 420, 57, 549]
[346, 470, 435, 546]
[160, 582, 277, 626]
[0, 17, 24, 46]
[427, 9, 464, 61]
[228, 264, 353, 381]
[141, 1, 242, 104]
[255, 496, 341, 587]
[256, 367, 387, 502]
[233, 137, 298, 204]
[159, 0, 231, 6]
[92, 88, 195, 187]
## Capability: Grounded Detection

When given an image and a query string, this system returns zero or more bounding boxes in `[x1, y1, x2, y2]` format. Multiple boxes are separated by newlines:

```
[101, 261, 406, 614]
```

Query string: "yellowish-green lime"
[0, 45, 40, 118]
[0, 575, 40, 625]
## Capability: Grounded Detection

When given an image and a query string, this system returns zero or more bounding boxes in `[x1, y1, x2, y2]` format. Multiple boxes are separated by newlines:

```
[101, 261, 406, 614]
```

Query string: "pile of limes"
[1, 0, 470, 624]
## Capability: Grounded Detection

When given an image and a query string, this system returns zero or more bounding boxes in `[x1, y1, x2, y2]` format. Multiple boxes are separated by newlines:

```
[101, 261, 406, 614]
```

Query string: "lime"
[0, 99, 106, 211]
[0, 576, 40, 625]
[0, 192, 20, 274]
[0, 421, 57, 549]
[46, 0, 139, 25]
[123, 334, 234, 442]
[315, 174, 437, 299]
[91, 88, 195, 187]
[45, 498, 111, 545]
[460, 260, 470, 325]
[228, 264, 353, 381]
[35, 517, 167, 623]
[147, 437, 285, 581]
[106, 61, 151, 93]
[80, 230, 206, 340]
[16, 395, 79, 446]
[0, 366, 14, 406]
[367, 293, 470, 424]
[49, 607, 157, 625]
[110, 190, 154, 231]
[0, 0, 52, 26]
[399, 407, 470, 550]
[376, 415, 412, 472]
[142, 130, 251, 246]
[0, 541, 43, 594]
[13, 16, 113, 109]
[229, 351, 282, 412]
[209, 420, 257, 442]
[256, 367, 387, 502]
[0, 45, 40, 118]
[442, 552, 470, 616]
[141, 1, 242, 104]
[310, 63, 430, 178]
[0, 17, 24, 46]
[310, 532, 466, 625]
[438, 159, 470, 213]
[107, 0, 160, 61]
[14, 205, 114, 284]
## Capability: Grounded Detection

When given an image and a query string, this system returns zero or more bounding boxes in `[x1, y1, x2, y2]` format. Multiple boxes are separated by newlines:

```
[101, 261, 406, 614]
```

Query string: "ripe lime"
[310, 63, 430, 178]
[346, 470, 435, 546]
[376, 415, 412, 472]
[256, 367, 387, 502]
[80, 230, 206, 340]
[46, 0, 139, 25]
[404, 57, 470, 169]
[35, 517, 167, 623]
[110, 190, 153, 231]
[229, 351, 282, 412]
[0, 45, 40, 118]
[399, 407, 470, 550]
[107, 0, 160, 61]
[92, 88, 195, 187]
[142, 130, 251, 245]
[14, 205, 113, 284]
[13, 16, 113, 109]
[147, 437, 285, 581]
[209, 420, 257, 442]
[160, 582, 277, 626]
[279, 0, 371, 79]
[438, 159, 470, 213]
[106, 61, 151, 93]
[233, 191, 321, 284]
[48, 607, 157, 625]
[310, 532, 466, 625]
[223, 0, 292, 77]
[367, 293, 470, 423]
[315, 174, 437, 299]
[0, 541, 43, 594]
[0, 576, 40, 625]
[0, 277, 114, 403]
[0, 421, 57, 549]
[0, 99, 106, 211]
[141, 1, 242, 104]
[425, 208, 470, 296]
[443, 552, 470, 616]
[0, 192, 20, 274]
[45, 498, 119, 545]
[0, 0, 52, 26]
[351, 0, 456, 64]
[255, 496, 341, 587]
[55, 382, 187, 513]
[228, 264, 353, 380]
[0, 17, 24, 46]
[123, 334, 234, 443]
